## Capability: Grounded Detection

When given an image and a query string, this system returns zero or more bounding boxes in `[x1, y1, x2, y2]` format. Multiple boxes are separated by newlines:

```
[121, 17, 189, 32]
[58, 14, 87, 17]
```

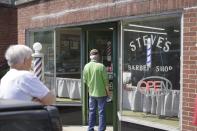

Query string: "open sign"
[137, 76, 172, 95]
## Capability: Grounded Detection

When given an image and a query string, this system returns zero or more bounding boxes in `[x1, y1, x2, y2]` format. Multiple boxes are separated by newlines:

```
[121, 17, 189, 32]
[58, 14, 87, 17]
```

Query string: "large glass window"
[56, 29, 81, 78]
[55, 28, 81, 103]
[28, 28, 82, 104]
[121, 16, 180, 130]
[29, 30, 55, 91]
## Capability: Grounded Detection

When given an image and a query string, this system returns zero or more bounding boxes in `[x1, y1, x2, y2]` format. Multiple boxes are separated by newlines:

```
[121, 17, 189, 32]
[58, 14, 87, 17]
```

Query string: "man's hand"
[105, 86, 110, 96]
[106, 89, 110, 96]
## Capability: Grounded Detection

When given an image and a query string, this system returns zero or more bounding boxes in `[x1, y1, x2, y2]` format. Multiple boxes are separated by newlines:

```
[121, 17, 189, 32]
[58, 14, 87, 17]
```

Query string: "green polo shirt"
[83, 60, 109, 97]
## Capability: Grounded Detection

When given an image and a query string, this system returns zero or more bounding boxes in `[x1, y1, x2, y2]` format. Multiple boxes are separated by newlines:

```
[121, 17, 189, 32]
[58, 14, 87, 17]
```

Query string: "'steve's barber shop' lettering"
[129, 35, 172, 52]
[128, 65, 173, 72]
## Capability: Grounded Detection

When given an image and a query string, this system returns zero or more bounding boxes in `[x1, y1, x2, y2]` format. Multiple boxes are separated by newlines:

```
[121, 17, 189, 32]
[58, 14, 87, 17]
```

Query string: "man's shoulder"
[96, 63, 105, 67]
[84, 62, 105, 68]
[84, 62, 91, 68]
[84, 61, 96, 67]
[19, 70, 33, 76]
[17, 71, 35, 81]
[2, 70, 32, 80]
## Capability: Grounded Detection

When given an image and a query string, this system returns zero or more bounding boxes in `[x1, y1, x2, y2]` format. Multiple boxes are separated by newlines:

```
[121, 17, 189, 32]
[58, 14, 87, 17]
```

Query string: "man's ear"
[23, 58, 29, 66]
[23, 58, 27, 64]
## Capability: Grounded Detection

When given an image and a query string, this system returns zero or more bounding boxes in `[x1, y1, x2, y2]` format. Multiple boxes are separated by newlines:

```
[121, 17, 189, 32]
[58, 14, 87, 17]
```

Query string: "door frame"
[81, 22, 118, 131]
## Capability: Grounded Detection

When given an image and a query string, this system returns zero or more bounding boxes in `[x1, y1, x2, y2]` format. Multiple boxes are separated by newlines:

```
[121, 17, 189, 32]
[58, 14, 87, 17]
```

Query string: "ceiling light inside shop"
[124, 29, 167, 35]
[128, 24, 165, 31]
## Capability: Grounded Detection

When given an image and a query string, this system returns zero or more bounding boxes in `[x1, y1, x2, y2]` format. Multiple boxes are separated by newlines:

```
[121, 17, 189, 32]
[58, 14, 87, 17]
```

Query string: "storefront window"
[28, 29, 82, 104]
[121, 16, 180, 129]
[55, 28, 81, 103]
[56, 29, 81, 79]
[28, 30, 55, 91]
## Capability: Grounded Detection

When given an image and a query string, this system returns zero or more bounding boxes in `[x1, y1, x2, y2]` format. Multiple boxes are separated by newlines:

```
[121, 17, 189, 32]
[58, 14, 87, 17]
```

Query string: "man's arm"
[102, 65, 110, 96]
[22, 74, 56, 105]
[40, 91, 56, 105]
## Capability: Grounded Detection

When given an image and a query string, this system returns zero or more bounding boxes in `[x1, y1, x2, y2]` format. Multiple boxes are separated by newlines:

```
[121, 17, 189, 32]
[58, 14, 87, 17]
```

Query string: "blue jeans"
[88, 96, 107, 131]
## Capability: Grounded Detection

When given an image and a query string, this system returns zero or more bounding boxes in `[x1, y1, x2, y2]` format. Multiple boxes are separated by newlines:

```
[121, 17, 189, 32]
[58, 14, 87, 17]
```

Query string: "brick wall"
[183, 8, 197, 131]
[0, 5, 17, 64]
[17, 0, 197, 44]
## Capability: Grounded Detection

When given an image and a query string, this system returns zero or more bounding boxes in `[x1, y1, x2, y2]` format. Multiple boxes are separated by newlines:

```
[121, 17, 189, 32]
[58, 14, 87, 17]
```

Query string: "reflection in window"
[55, 28, 81, 103]
[33, 31, 54, 74]
[56, 29, 81, 79]
[28, 29, 82, 103]
[122, 16, 180, 129]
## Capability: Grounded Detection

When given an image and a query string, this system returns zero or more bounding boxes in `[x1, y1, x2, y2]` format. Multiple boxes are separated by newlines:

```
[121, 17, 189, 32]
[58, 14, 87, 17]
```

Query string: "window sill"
[118, 111, 180, 131]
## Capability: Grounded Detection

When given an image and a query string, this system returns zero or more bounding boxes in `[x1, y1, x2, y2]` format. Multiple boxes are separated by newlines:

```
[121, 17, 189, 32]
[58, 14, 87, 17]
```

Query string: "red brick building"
[1, 0, 197, 131]
[0, 3, 16, 64]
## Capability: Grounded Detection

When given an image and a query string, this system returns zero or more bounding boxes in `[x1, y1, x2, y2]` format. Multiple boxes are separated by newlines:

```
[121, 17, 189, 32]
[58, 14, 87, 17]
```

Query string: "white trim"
[119, 21, 123, 131]
[53, 30, 57, 93]
[179, 13, 184, 131]
[120, 21, 123, 112]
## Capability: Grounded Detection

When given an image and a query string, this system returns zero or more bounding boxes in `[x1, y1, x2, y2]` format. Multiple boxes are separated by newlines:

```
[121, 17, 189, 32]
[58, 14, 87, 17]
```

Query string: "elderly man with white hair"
[0, 44, 55, 105]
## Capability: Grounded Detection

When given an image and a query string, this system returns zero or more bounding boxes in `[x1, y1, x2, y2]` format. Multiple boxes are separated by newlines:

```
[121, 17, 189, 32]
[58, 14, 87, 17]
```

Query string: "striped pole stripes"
[106, 41, 112, 62]
[33, 57, 42, 80]
[32, 42, 44, 82]
[146, 38, 152, 68]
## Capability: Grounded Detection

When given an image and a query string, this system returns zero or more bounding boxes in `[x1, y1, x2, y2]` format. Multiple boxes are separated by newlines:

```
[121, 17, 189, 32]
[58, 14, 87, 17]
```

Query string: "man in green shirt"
[83, 49, 109, 131]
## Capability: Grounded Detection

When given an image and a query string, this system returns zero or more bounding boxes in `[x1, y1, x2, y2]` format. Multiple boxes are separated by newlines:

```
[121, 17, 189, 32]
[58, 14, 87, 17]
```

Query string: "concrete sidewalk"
[63, 126, 113, 131]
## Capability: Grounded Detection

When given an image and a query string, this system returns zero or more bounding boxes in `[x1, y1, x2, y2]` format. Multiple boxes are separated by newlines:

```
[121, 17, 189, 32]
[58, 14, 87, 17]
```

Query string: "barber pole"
[146, 38, 152, 68]
[33, 57, 42, 80]
[106, 41, 112, 62]
[32, 42, 44, 82]
[106, 41, 113, 72]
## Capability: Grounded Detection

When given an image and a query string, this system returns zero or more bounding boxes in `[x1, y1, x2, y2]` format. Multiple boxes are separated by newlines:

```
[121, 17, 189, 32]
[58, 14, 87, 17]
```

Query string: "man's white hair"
[5, 45, 33, 66]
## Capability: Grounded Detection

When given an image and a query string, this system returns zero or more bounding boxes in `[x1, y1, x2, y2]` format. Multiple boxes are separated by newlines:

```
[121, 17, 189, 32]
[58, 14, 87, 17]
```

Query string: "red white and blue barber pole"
[32, 42, 44, 82]
[106, 41, 112, 62]
[106, 41, 112, 72]
[106, 41, 113, 102]
[146, 38, 152, 68]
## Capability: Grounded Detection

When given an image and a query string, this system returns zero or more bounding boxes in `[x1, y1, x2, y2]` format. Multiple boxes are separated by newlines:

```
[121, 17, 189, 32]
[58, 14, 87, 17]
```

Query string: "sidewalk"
[63, 126, 113, 131]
